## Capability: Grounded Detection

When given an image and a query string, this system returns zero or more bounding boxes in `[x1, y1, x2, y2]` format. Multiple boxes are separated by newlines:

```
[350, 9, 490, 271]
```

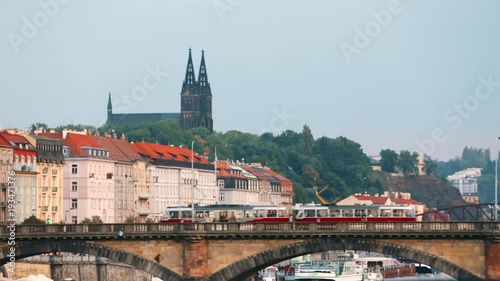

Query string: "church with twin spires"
[106, 49, 214, 133]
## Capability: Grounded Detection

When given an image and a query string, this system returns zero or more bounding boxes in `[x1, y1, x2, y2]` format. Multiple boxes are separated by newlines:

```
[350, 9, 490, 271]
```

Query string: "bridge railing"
[1, 222, 499, 237]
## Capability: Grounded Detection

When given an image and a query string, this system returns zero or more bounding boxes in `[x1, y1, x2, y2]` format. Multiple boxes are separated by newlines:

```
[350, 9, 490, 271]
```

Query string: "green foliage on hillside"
[39, 120, 470, 206]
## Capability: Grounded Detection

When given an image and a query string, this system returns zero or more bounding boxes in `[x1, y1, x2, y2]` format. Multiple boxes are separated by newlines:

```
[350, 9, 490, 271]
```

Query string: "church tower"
[197, 50, 213, 133]
[107, 92, 113, 119]
[180, 48, 200, 130]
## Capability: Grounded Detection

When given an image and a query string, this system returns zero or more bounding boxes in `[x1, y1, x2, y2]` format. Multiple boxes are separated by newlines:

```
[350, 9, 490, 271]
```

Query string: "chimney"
[62, 129, 68, 140]
[95, 131, 100, 137]
[113, 133, 117, 139]
[121, 134, 126, 140]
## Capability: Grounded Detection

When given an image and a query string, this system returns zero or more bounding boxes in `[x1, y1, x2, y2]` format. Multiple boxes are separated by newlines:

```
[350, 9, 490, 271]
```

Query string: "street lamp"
[102, 209, 106, 223]
[495, 137, 499, 221]
[191, 140, 195, 222]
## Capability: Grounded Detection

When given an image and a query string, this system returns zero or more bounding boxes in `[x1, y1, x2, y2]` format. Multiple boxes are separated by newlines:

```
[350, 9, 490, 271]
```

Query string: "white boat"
[293, 260, 365, 281]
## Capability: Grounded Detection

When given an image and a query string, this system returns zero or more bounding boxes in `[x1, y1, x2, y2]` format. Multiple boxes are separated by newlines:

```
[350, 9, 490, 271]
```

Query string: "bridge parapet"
[1, 222, 499, 240]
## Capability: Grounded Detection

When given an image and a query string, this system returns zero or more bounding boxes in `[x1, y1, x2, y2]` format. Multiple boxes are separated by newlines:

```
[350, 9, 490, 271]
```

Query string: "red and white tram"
[293, 204, 416, 223]
[159, 204, 290, 224]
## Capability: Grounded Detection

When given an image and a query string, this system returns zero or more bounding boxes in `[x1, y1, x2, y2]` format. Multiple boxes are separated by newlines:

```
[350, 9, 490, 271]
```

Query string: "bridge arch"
[209, 238, 484, 281]
[0, 241, 183, 281]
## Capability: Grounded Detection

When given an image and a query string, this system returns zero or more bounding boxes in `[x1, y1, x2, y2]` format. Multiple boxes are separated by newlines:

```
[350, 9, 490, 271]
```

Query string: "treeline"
[378, 149, 436, 176]
[32, 121, 385, 203]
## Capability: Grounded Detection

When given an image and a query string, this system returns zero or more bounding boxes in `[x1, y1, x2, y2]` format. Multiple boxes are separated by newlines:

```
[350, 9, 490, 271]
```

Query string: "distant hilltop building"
[106, 48, 213, 132]
[446, 168, 481, 203]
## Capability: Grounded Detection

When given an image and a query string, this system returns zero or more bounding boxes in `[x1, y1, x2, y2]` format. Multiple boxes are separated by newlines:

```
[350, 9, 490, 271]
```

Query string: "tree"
[30, 122, 49, 132]
[302, 124, 314, 154]
[80, 216, 103, 224]
[22, 215, 45, 224]
[397, 150, 419, 176]
[380, 149, 398, 173]
[423, 155, 437, 176]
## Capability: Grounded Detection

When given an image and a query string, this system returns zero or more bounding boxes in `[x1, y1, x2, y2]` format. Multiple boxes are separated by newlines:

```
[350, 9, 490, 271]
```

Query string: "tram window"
[181, 211, 191, 218]
[268, 210, 277, 217]
[330, 209, 341, 217]
[355, 210, 362, 217]
[169, 211, 178, 218]
[305, 210, 315, 217]
[278, 210, 287, 217]
[343, 210, 354, 217]
[318, 210, 327, 217]
[219, 211, 228, 221]
[381, 210, 391, 217]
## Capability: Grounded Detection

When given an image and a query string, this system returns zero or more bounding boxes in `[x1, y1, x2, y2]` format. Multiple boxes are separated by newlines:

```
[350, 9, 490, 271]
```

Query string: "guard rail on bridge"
[1, 222, 499, 240]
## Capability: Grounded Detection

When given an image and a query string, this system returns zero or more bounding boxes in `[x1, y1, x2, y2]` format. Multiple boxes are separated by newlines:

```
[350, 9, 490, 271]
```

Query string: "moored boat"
[354, 256, 415, 279]
[293, 260, 366, 281]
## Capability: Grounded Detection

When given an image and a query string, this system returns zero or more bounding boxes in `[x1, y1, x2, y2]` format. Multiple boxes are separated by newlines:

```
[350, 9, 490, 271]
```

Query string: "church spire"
[182, 48, 197, 92]
[198, 49, 212, 96]
[107, 92, 112, 115]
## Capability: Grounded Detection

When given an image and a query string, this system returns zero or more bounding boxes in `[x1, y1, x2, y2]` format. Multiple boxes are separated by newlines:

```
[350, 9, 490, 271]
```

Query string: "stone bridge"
[1, 222, 499, 281]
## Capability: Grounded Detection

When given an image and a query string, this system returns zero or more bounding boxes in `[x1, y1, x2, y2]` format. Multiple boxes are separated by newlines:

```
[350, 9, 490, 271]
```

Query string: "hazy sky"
[1, 0, 500, 161]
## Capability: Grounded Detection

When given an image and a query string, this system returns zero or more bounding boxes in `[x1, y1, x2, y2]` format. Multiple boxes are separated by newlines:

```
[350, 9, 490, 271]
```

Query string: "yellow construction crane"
[313, 185, 342, 205]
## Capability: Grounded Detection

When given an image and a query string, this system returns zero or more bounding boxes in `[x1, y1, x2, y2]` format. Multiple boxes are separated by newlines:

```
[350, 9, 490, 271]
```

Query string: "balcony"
[52, 187, 58, 193]
[137, 192, 150, 199]
[0, 202, 6, 208]
[42, 186, 49, 193]
[52, 206, 58, 212]
[89, 173, 95, 178]
[106, 173, 113, 179]
[52, 169, 58, 175]
[41, 206, 48, 212]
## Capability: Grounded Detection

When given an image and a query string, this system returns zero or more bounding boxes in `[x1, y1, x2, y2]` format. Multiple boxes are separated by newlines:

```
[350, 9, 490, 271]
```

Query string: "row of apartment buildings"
[0, 129, 293, 224]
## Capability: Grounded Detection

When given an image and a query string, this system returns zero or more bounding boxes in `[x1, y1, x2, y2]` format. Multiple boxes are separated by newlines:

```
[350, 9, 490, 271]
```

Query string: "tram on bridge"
[159, 204, 417, 223]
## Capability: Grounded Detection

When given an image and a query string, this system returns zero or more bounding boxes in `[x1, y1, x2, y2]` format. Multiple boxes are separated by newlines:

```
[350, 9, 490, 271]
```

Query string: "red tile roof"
[392, 197, 422, 205]
[63, 133, 102, 157]
[353, 195, 390, 205]
[214, 161, 249, 179]
[0, 134, 13, 147]
[0, 132, 36, 151]
[131, 142, 208, 164]
[93, 136, 141, 162]
[264, 167, 293, 185]
[240, 166, 269, 181]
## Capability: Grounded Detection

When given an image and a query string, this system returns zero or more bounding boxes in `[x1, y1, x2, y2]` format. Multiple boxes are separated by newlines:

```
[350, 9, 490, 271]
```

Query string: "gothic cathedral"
[106, 49, 213, 133]
[179, 48, 213, 132]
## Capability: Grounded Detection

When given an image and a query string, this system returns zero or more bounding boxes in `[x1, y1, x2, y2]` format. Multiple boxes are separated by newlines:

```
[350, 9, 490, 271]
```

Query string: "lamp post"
[495, 156, 498, 221]
[191, 140, 195, 222]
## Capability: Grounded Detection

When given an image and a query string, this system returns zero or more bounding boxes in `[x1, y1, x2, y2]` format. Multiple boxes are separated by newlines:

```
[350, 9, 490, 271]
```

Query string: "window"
[218, 180, 225, 189]
[71, 216, 77, 224]
[219, 192, 225, 202]
[71, 181, 78, 192]
[71, 199, 78, 209]
[71, 164, 78, 174]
